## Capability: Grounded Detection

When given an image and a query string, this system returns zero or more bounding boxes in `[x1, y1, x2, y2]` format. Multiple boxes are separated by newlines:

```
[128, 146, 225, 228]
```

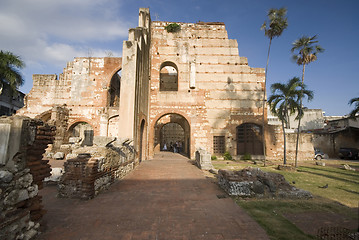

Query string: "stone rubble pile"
[218, 167, 312, 199]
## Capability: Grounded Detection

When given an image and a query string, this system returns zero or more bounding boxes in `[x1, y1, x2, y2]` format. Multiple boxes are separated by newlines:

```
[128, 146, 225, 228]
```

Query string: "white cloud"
[0, 0, 130, 69]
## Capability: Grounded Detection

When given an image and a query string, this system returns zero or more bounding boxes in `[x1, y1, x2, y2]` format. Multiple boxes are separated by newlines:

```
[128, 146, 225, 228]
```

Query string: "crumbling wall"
[17, 57, 122, 138]
[35, 105, 69, 151]
[266, 127, 315, 161]
[0, 116, 54, 240]
[58, 142, 135, 199]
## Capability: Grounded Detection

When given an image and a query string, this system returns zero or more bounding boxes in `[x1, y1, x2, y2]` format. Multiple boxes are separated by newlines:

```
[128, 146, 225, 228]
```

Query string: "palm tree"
[0, 50, 25, 94]
[260, 7, 288, 166]
[268, 77, 313, 165]
[291, 35, 324, 167]
[349, 97, 359, 118]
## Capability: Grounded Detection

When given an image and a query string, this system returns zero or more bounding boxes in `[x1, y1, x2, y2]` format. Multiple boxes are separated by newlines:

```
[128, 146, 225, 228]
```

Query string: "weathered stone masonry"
[149, 21, 270, 159]
[18, 8, 290, 164]
[58, 144, 135, 199]
[0, 116, 54, 240]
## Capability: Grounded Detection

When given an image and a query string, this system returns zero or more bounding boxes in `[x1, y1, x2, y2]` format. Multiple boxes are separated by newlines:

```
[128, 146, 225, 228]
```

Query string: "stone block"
[93, 136, 116, 147]
[66, 153, 77, 160]
[69, 137, 82, 144]
[0, 170, 13, 183]
[0, 123, 11, 165]
[44, 168, 64, 182]
[54, 152, 65, 160]
[195, 148, 213, 170]
[316, 161, 326, 166]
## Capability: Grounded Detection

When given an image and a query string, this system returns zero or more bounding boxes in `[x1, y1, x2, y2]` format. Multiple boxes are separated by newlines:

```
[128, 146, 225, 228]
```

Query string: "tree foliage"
[349, 97, 359, 118]
[165, 23, 181, 33]
[291, 35, 323, 167]
[268, 77, 313, 164]
[268, 77, 313, 126]
[0, 50, 25, 93]
[261, 7, 288, 41]
[260, 7, 288, 166]
[291, 35, 324, 66]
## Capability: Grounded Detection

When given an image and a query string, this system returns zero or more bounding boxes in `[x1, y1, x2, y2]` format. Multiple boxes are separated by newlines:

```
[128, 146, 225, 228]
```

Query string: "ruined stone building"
[18, 8, 280, 161]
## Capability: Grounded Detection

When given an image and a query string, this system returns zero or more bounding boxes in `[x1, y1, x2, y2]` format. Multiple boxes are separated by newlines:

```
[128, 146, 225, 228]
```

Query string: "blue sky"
[1, 0, 358, 116]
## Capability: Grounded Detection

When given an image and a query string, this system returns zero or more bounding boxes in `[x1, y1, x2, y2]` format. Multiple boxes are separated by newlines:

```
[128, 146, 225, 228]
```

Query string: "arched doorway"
[68, 122, 94, 146]
[154, 113, 190, 157]
[160, 123, 184, 152]
[108, 69, 121, 107]
[236, 123, 263, 155]
[139, 120, 145, 162]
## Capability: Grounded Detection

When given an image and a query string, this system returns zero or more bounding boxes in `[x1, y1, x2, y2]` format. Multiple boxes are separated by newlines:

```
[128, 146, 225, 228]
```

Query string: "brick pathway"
[37, 152, 269, 240]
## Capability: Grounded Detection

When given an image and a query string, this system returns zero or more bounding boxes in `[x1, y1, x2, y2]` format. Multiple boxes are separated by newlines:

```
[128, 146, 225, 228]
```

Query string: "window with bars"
[213, 136, 225, 154]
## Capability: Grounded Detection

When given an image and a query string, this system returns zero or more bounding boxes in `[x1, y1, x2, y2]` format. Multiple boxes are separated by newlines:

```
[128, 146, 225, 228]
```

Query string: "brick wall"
[58, 146, 135, 199]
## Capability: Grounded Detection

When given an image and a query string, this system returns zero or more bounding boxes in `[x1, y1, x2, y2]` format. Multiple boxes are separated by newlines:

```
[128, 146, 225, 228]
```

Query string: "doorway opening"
[236, 123, 263, 155]
[154, 113, 190, 157]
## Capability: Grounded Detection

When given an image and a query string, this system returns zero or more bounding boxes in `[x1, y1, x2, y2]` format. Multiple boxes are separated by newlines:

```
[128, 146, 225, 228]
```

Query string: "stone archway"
[68, 121, 94, 146]
[153, 113, 190, 157]
[108, 69, 121, 107]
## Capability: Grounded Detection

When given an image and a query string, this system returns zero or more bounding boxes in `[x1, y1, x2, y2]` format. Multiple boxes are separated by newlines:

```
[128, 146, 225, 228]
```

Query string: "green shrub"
[223, 151, 232, 160]
[211, 155, 217, 160]
[165, 23, 181, 33]
[241, 153, 252, 160]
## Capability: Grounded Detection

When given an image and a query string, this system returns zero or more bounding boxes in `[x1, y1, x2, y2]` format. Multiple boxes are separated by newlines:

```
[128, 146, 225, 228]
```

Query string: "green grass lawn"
[212, 159, 359, 239]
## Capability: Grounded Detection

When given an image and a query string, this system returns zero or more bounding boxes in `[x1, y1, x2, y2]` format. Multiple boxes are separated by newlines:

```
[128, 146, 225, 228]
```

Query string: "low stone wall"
[0, 116, 54, 240]
[58, 144, 135, 199]
[218, 168, 312, 199]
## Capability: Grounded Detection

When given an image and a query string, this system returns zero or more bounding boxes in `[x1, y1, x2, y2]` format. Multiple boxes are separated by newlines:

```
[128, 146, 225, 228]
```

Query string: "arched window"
[108, 70, 121, 107]
[237, 123, 263, 155]
[160, 62, 178, 91]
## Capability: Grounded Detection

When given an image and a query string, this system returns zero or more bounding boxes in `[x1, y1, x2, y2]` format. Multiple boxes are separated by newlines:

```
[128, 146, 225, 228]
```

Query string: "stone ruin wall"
[58, 145, 135, 199]
[118, 8, 151, 161]
[149, 21, 267, 159]
[0, 116, 54, 240]
[18, 57, 122, 139]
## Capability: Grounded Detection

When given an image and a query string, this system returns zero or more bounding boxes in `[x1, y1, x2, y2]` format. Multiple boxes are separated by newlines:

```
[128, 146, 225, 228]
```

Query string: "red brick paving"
[37, 152, 269, 240]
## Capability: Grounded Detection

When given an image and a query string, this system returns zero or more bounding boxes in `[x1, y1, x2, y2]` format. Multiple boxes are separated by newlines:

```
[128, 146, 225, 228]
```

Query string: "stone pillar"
[118, 31, 137, 140]
[99, 113, 109, 136]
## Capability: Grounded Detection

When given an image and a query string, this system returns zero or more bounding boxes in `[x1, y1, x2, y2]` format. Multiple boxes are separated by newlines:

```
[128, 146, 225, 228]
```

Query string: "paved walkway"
[37, 152, 269, 240]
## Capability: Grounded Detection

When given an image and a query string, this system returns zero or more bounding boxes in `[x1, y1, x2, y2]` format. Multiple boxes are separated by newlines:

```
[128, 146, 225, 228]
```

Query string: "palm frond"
[261, 7, 288, 39]
[0, 50, 25, 91]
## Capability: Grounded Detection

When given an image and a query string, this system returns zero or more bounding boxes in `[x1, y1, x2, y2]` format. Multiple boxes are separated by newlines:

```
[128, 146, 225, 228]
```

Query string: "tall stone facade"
[18, 8, 279, 161]
[149, 21, 267, 159]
